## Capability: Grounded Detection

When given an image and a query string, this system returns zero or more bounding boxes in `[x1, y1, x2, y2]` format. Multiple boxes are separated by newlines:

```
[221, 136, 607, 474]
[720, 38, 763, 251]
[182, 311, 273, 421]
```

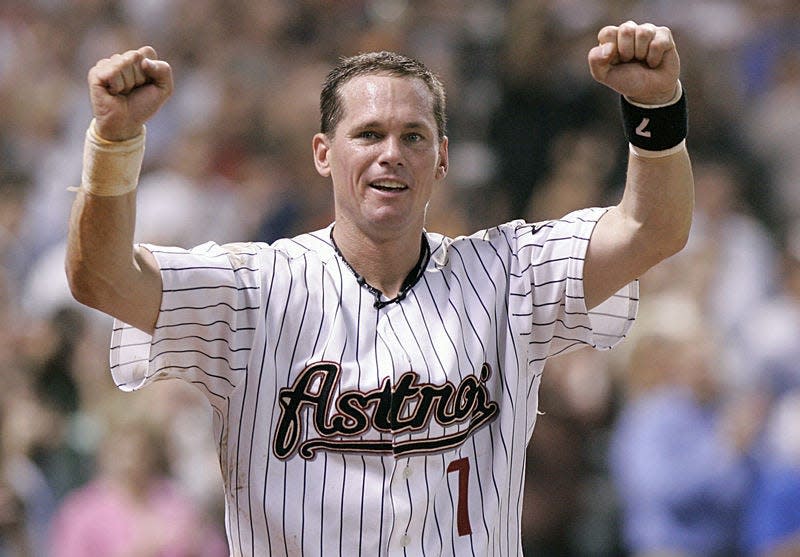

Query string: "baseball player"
[66, 20, 693, 556]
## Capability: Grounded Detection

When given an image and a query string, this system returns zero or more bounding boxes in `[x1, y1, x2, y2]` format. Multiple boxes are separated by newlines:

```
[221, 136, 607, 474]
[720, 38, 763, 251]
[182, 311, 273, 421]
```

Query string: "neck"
[331, 224, 424, 300]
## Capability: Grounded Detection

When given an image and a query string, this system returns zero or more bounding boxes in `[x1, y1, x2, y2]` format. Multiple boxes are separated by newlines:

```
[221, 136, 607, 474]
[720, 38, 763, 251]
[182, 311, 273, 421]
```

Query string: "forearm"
[66, 188, 133, 304]
[618, 142, 694, 263]
[65, 124, 161, 333]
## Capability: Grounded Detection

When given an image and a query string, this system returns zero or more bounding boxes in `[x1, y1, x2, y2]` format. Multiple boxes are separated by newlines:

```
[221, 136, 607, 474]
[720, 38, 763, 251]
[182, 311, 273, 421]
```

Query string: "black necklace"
[330, 228, 430, 309]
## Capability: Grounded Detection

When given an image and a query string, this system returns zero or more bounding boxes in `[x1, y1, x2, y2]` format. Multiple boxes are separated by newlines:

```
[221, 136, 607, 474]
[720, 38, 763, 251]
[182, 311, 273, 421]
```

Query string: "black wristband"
[620, 89, 688, 151]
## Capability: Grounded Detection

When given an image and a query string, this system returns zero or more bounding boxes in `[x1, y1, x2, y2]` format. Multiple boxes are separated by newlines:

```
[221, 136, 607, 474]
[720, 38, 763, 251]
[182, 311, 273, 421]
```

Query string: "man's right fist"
[88, 46, 173, 141]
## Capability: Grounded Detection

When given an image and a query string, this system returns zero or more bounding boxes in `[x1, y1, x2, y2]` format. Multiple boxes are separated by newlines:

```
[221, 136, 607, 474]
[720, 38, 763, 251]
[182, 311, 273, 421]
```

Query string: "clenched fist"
[88, 46, 173, 141]
[587, 21, 680, 105]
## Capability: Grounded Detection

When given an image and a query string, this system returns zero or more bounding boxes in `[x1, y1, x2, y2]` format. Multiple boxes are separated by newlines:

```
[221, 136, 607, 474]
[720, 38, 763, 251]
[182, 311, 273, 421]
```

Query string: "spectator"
[610, 295, 753, 556]
[48, 405, 227, 557]
[739, 225, 800, 396]
[0, 384, 56, 557]
[742, 390, 800, 556]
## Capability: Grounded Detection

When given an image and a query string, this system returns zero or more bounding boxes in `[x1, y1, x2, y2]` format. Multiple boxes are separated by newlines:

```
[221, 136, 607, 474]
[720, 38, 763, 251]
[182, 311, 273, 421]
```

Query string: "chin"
[359, 217, 419, 241]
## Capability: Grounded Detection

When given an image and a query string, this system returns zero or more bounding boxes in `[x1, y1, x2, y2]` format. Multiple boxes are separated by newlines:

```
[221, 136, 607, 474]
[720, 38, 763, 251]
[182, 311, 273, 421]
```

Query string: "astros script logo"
[273, 362, 499, 460]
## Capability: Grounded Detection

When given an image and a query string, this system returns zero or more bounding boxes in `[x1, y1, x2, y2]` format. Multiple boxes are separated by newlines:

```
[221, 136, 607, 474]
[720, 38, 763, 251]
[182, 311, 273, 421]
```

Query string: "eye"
[357, 130, 380, 140]
[405, 132, 423, 143]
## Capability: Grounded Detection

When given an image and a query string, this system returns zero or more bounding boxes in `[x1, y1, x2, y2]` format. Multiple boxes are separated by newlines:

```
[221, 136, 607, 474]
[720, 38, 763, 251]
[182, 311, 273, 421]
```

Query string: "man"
[66, 20, 693, 556]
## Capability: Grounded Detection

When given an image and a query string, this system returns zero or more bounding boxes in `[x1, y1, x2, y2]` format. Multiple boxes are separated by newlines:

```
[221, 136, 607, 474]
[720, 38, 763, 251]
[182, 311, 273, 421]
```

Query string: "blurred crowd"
[1, 0, 800, 555]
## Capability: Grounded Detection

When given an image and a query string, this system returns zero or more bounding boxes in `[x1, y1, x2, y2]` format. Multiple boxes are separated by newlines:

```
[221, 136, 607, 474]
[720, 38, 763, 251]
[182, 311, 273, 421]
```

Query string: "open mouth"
[370, 180, 408, 192]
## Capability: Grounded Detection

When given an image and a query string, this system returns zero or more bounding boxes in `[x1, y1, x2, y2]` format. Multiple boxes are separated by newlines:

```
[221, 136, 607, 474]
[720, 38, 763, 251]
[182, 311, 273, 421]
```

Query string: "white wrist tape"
[81, 119, 146, 196]
[629, 139, 687, 159]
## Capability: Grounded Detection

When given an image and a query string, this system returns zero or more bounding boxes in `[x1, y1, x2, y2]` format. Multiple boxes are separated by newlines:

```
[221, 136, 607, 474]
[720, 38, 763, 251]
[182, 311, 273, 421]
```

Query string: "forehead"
[337, 74, 436, 128]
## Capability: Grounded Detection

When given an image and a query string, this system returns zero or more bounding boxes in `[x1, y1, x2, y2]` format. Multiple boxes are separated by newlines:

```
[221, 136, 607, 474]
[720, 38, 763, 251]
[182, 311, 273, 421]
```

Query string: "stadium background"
[1, 0, 799, 555]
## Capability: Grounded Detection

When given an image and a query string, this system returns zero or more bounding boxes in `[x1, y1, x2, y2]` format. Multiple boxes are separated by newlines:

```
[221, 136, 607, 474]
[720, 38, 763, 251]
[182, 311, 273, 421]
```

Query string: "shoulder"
[269, 226, 336, 261]
[150, 226, 336, 269]
[429, 208, 607, 262]
[428, 220, 531, 255]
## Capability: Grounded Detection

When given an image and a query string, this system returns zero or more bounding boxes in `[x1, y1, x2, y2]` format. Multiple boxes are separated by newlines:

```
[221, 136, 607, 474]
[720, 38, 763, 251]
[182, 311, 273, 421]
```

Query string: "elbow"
[644, 212, 692, 266]
[663, 220, 691, 259]
[65, 254, 104, 311]
[65, 264, 93, 309]
[666, 209, 693, 257]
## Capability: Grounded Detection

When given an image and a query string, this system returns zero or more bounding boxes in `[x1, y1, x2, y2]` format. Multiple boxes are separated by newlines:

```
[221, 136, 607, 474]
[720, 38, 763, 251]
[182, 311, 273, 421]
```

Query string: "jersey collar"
[329, 227, 431, 310]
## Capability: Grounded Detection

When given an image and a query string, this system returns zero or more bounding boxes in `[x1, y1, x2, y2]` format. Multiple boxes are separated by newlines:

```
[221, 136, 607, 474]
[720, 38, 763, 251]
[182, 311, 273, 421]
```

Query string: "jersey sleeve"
[526, 206, 638, 357]
[109, 241, 263, 400]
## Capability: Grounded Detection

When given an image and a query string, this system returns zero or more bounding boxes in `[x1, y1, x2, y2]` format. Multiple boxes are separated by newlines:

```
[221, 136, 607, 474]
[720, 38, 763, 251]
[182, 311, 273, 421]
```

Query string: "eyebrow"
[355, 120, 431, 131]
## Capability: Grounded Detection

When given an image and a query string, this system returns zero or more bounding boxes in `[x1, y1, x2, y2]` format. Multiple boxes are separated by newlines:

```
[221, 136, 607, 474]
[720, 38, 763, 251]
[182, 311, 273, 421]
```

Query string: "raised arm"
[65, 46, 173, 334]
[583, 22, 694, 309]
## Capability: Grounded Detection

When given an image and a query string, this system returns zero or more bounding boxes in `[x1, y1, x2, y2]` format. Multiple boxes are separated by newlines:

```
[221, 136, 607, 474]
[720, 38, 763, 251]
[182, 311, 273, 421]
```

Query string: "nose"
[377, 135, 404, 167]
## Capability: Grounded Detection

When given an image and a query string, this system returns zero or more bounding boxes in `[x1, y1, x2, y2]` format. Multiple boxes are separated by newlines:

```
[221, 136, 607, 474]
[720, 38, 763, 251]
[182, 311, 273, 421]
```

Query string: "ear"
[435, 136, 449, 180]
[312, 133, 332, 178]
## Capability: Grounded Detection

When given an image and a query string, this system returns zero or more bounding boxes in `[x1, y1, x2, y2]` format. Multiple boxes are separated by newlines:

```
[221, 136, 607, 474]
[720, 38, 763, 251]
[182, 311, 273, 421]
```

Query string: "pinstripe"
[355, 274, 366, 557]
[444, 269, 504, 539]
[453, 244, 514, 475]
[341, 283, 363, 556]
[442, 451, 457, 556]
[393, 304, 429, 555]
[409, 287, 475, 556]
[382, 304, 403, 554]
[373, 306, 388, 554]
[320, 259, 347, 556]
[162, 284, 260, 293]
[442, 289, 494, 544]
[281, 253, 311, 556]
[301, 256, 327, 553]
[425, 454, 445, 556]
[108, 208, 638, 556]
[417, 276, 475, 555]
[239, 250, 275, 555]
[337, 456, 345, 556]
[223, 397, 235, 550]
[494, 228, 530, 555]
[266, 253, 295, 555]
[357, 303, 382, 556]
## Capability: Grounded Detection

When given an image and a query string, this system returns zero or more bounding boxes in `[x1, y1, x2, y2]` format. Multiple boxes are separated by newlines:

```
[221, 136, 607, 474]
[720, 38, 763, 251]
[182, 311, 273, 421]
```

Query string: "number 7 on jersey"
[447, 457, 472, 536]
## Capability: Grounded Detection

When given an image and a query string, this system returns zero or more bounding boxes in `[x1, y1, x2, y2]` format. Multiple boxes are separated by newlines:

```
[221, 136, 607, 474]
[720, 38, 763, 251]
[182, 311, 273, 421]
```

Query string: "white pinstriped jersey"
[110, 206, 637, 556]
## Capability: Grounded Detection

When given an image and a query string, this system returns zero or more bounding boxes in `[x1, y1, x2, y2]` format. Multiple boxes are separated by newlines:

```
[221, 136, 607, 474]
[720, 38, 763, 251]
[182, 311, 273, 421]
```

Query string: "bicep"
[120, 245, 162, 334]
[583, 208, 649, 310]
[585, 149, 693, 309]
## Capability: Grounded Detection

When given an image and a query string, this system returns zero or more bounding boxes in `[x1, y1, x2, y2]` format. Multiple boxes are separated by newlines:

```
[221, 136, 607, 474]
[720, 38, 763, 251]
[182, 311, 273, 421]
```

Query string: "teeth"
[371, 180, 406, 190]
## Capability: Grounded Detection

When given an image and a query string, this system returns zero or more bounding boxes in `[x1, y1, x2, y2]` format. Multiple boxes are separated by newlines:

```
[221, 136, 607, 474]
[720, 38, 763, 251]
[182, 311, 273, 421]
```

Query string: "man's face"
[313, 74, 448, 242]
